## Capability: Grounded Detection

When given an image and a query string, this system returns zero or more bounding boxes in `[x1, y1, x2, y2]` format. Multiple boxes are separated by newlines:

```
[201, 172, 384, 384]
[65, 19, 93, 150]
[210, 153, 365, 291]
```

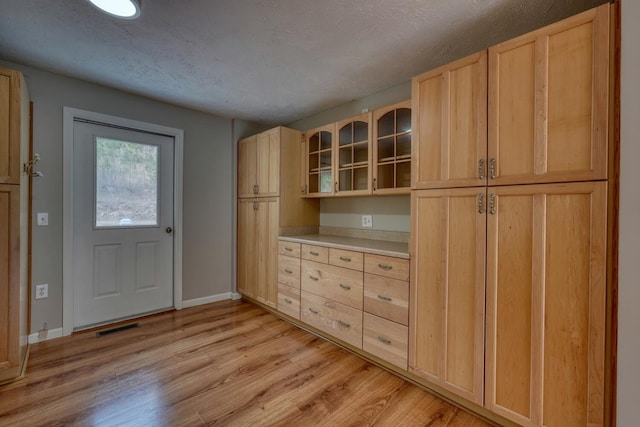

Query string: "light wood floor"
[0, 300, 492, 426]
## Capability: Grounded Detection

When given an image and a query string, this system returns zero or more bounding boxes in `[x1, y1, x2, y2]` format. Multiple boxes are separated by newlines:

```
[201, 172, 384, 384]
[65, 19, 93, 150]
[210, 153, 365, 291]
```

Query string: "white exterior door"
[72, 120, 174, 329]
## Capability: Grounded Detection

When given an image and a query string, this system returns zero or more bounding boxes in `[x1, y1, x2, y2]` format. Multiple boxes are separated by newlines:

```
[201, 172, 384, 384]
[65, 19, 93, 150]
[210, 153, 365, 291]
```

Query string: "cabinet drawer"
[300, 291, 363, 349]
[363, 273, 409, 326]
[278, 241, 301, 258]
[364, 254, 409, 281]
[278, 255, 301, 288]
[301, 260, 363, 310]
[329, 248, 364, 271]
[277, 283, 300, 320]
[301, 244, 329, 263]
[363, 313, 408, 370]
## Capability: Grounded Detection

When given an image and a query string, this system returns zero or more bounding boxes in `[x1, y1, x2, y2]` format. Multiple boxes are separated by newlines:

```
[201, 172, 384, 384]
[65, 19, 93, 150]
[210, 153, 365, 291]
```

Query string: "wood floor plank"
[0, 300, 492, 426]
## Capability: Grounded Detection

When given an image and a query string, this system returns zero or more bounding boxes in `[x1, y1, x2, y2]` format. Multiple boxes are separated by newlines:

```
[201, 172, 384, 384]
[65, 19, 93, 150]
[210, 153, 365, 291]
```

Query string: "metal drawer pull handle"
[478, 159, 485, 180]
[338, 320, 351, 328]
[490, 158, 496, 180]
[339, 284, 351, 290]
[284, 269, 293, 274]
[309, 275, 319, 281]
[284, 247, 293, 252]
[377, 336, 392, 345]
[378, 263, 393, 270]
[339, 256, 351, 262]
[284, 298, 293, 304]
[377, 295, 392, 302]
[308, 308, 318, 314]
[309, 251, 319, 256]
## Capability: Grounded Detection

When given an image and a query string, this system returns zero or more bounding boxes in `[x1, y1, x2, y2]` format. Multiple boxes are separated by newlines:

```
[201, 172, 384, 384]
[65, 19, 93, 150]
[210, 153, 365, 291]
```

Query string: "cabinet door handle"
[378, 263, 393, 271]
[284, 298, 293, 304]
[338, 320, 351, 328]
[339, 256, 351, 262]
[335, 181, 338, 192]
[284, 269, 293, 274]
[284, 247, 293, 252]
[489, 193, 496, 215]
[478, 193, 484, 214]
[253, 184, 258, 194]
[339, 284, 351, 290]
[309, 251, 319, 256]
[377, 294, 392, 302]
[253, 201, 258, 211]
[490, 158, 496, 180]
[309, 275, 319, 281]
[377, 336, 392, 345]
[308, 308, 318, 314]
[373, 177, 377, 191]
[478, 159, 485, 180]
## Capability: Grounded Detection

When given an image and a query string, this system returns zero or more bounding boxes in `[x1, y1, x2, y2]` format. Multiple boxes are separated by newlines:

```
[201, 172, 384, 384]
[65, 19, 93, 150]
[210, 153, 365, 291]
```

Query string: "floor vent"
[96, 323, 139, 337]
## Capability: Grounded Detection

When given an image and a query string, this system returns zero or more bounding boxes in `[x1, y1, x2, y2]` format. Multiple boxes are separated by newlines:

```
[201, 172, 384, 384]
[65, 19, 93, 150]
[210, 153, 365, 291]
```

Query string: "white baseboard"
[231, 292, 242, 300]
[182, 292, 238, 308]
[28, 327, 64, 344]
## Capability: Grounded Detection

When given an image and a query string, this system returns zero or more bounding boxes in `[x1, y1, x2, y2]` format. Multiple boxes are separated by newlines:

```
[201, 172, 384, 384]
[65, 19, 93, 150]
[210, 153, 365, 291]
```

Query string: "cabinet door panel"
[256, 199, 279, 307]
[0, 69, 21, 185]
[409, 188, 486, 405]
[236, 200, 257, 298]
[237, 135, 257, 199]
[485, 182, 607, 427]
[412, 52, 487, 189]
[488, 4, 610, 185]
[256, 129, 280, 197]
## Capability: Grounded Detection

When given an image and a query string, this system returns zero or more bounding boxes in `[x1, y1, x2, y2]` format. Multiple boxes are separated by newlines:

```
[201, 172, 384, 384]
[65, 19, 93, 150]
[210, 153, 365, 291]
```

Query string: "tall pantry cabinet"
[237, 127, 319, 308]
[0, 66, 30, 383]
[410, 3, 613, 426]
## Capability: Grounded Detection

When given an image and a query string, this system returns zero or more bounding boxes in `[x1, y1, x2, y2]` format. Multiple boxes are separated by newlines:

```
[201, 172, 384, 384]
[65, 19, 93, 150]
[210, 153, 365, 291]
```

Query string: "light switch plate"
[35, 284, 48, 299]
[362, 215, 372, 228]
[37, 212, 48, 226]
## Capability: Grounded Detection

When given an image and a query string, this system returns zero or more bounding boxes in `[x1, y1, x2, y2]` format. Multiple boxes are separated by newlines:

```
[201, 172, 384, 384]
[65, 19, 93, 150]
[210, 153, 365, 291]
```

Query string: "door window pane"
[95, 137, 159, 228]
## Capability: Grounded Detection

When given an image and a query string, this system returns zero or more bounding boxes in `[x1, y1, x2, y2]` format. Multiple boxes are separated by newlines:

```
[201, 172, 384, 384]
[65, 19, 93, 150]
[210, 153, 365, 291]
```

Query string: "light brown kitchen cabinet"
[412, 53, 487, 190]
[237, 126, 319, 307]
[372, 100, 412, 194]
[237, 198, 279, 307]
[335, 113, 372, 195]
[488, 4, 610, 186]
[237, 127, 283, 198]
[0, 66, 29, 384]
[485, 182, 607, 427]
[409, 187, 486, 405]
[304, 124, 335, 197]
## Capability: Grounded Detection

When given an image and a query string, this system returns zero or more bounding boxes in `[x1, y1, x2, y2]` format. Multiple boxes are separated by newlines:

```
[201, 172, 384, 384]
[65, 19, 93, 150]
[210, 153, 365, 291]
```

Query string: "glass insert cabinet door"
[336, 112, 372, 195]
[305, 123, 335, 196]
[372, 100, 412, 194]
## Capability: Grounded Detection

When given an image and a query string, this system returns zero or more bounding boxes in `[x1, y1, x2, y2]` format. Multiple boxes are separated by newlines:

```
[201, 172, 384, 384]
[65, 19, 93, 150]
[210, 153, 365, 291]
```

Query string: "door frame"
[62, 107, 184, 336]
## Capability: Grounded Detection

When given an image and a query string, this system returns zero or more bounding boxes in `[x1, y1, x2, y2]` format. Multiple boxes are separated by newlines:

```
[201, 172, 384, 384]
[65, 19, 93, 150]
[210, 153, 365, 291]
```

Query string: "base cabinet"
[485, 182, 607, 427]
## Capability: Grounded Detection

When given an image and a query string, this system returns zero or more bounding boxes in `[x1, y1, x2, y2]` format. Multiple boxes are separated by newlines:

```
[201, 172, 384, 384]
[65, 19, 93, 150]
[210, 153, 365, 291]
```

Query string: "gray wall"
[0, 60, 234, 333]
[287, 81, 412, 232]
[618, 1, 640, 424]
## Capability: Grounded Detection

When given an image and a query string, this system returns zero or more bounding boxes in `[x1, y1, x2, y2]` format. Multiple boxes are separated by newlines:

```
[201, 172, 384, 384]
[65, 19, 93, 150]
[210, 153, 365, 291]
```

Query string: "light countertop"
[279, 234, 409, 259]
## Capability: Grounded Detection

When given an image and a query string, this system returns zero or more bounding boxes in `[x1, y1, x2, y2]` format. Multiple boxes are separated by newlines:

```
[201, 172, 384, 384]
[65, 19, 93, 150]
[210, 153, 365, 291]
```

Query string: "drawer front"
[329, 248, 364, 271]
[300, 291, 363, 349]
[301, 244, 329, 263]
[277, 283, 300, 319]
[363, 273, 409, 326]
[363, 313, 408, 370]
[364, 254, 410, 281]
[278, 241, 301, 258]
[278, 255, 301, 288]
[301, 260, 363, 310]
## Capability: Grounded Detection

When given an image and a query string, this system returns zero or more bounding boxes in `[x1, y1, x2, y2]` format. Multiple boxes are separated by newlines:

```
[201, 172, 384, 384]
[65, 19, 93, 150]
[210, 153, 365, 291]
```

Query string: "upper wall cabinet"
[238, 128, 280, 198]
[412, 52, 487, 190]
[335, 113, 372, 196]
[0, 68, 23, 184]
[373, 100, 412, 195]
[488, 4, 610, 185]
[304, 124, 336, 197]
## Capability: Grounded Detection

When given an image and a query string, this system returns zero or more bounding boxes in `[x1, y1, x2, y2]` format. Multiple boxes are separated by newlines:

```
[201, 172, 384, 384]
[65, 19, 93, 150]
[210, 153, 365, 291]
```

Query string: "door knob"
[166, 227, 173, 234]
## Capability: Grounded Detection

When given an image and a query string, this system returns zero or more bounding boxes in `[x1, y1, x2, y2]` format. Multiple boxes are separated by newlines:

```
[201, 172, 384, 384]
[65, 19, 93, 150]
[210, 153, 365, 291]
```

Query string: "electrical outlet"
[362, 215, 372, 228]
[35, 284, 48, 299]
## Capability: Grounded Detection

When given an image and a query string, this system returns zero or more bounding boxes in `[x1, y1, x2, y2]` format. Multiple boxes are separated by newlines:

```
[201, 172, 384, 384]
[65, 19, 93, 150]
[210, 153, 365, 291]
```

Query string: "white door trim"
[62, 107, 184, 336]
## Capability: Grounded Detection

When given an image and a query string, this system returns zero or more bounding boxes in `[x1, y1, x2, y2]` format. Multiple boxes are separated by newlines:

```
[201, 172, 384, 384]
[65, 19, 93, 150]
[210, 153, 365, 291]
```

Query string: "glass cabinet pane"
[396, 161, 411, 188]
[354, 121, 368, 142]
[354, 167, 368, 191]
[309, 174, 319, 193]
[378, 111, 394, 137]
[320, 171, 332, 193]
[397, 133, 411, 159]
[339, 169, 352, 192]
[320, 131, 332, 150]
[309, 132, 319, 152]
[354, 142, 368, 165]
[339, 123, 353, 146]
[339, 146, 353, 168]
[308, 153, 319, 172]
[396, 108, 411, 134]
[377, 164, 394, 189]
[378, 137, 395, 162]
[320, 150, 332, 170]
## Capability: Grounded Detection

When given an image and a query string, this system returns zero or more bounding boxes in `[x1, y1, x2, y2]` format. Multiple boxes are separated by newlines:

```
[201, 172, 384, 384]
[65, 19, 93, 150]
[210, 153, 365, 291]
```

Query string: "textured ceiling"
[0, 0, 606, 125]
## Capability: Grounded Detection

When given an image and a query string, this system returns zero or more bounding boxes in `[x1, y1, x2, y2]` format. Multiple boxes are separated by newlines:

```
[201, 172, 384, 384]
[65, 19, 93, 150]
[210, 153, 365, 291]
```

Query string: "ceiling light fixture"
[87, 0, 141, 19]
